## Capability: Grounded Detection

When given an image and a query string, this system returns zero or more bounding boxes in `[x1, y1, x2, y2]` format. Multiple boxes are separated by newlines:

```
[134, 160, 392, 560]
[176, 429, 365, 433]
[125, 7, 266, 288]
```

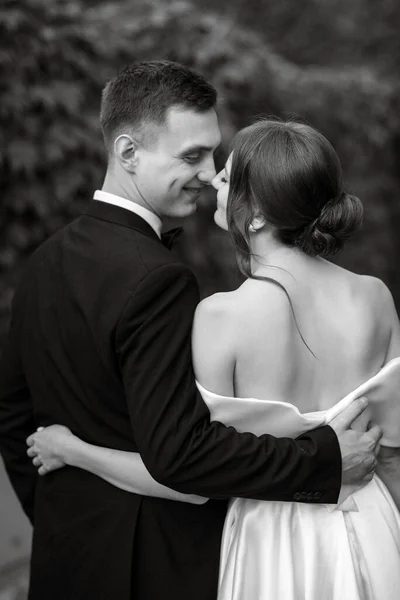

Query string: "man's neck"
[102, 174, 138, 206]
[102, 172, 162, 220]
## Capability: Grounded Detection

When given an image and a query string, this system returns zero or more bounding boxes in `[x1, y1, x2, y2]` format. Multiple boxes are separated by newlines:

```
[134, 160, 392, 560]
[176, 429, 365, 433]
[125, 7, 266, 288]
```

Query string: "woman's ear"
[114, 134, 140, 172]
[249, 214, 266, 233]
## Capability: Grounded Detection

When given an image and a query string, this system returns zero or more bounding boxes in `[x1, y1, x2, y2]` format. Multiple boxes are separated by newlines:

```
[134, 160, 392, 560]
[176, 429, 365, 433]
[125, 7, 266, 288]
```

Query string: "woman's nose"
[211, 174, 221, 190]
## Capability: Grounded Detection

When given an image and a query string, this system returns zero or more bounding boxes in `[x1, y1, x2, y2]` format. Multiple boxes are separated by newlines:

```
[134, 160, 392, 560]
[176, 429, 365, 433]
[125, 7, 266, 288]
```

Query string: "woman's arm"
[26, 425, 207, 505]
[191, 294, 236, 396]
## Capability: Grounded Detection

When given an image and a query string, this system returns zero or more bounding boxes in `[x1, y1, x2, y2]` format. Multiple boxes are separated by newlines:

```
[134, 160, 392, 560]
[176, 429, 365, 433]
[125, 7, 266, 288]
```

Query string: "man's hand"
[330, 397, 383, 487]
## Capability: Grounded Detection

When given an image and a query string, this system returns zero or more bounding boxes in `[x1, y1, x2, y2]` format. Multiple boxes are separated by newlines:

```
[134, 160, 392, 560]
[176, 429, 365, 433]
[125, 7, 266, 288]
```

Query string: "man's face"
[134, 107, 222, 219]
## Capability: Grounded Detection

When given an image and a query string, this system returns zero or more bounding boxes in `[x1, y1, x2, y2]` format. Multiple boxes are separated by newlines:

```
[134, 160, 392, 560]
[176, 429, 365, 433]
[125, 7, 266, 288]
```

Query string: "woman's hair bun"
[295, 192, 364, 257]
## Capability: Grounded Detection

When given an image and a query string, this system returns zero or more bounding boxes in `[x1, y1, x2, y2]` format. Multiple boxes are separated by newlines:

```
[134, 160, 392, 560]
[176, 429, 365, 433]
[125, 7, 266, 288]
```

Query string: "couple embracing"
[1, 60, 400, 600]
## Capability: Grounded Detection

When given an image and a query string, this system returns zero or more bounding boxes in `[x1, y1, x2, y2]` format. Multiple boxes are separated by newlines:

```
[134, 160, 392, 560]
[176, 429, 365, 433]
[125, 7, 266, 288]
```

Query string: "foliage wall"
[1, 0, 400, 351]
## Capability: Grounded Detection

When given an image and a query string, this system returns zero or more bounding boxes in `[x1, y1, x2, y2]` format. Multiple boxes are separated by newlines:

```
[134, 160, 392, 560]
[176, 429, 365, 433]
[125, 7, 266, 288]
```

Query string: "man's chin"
[170, 202, 198, 219]
[185, 202, 198, 216]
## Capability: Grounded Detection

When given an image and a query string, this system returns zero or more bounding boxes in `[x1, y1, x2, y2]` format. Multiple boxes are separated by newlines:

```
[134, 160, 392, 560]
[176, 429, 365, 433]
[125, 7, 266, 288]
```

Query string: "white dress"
[197, 358, 400, 600]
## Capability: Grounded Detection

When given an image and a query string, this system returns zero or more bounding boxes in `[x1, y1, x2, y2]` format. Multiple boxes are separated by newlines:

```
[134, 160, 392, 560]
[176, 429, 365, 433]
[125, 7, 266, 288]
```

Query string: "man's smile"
[183, 186, 203, 198]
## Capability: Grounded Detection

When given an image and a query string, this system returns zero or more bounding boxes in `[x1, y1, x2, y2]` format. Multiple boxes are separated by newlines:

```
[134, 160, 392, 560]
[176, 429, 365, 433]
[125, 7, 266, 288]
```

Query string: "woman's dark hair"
[100, 60, 217, 152]
[227, 118, 363, 269]
[227, 118, 364, 355]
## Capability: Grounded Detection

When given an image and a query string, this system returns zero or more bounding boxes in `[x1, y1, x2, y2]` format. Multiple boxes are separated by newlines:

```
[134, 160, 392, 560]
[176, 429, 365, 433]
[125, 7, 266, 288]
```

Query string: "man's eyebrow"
[177, 144, 217, 157]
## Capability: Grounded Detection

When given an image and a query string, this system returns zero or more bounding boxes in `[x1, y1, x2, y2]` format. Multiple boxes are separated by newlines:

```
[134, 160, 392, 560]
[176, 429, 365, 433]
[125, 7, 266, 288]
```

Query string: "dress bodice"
[196, 357, 400, 447]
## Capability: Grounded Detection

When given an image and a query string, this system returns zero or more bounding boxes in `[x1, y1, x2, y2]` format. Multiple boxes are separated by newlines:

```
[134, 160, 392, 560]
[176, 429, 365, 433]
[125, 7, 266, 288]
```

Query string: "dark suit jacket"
[0, 200, 341, 600]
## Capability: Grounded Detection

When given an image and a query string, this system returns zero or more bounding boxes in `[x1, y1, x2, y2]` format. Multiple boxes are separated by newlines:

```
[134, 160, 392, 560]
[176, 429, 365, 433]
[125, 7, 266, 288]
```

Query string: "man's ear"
[114, 134, 140, 172]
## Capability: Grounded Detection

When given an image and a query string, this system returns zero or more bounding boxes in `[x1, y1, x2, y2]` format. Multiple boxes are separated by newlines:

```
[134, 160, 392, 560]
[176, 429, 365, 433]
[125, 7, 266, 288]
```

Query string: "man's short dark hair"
[100, 60, 218, 152]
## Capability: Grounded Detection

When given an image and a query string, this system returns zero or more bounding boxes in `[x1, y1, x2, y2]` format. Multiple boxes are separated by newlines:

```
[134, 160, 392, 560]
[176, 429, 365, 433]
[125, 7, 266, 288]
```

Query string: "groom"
[0, 61, 380, 600]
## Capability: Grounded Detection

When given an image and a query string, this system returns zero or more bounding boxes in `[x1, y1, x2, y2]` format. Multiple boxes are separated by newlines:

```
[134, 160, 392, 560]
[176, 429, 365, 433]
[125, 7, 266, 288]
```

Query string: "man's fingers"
[32, 456, 42, 467]
[374, 441, 382, 458]
[363, 470, 375, 483]
[27, 447, 37, 457]
[331, 397, 368, 431]
[368, 424, 383, 445]
[365, 453, 377, 470]
[38, 465, 49, 476]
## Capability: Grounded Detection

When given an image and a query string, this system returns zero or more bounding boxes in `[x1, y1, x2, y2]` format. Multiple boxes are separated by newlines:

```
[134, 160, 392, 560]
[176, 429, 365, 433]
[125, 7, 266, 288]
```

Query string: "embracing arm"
[0, 287, 37, 524]
[28, 425, 207, 504]
[67, 442, 207, 504]
[115, 262, 342, 503]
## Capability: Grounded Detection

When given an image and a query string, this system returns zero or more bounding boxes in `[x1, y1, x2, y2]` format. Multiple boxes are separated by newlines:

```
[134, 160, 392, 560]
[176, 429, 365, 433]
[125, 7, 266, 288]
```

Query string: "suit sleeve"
[115, 263, 342, 503]
[0, 288, 37, 524]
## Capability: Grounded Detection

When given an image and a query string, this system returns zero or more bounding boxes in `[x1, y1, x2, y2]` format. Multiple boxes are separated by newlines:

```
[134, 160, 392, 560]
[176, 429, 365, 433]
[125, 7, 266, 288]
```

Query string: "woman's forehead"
[225, 153, 233, 172]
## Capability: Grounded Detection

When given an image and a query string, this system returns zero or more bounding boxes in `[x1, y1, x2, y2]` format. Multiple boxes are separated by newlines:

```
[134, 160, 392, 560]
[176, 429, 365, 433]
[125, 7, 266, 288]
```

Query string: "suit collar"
[93, 190, 162, 237]
[84, 200, 161, 243]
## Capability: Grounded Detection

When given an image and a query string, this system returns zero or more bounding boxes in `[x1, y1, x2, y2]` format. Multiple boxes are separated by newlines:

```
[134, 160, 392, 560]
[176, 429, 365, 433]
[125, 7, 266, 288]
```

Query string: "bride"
[27, 119, 400, 598]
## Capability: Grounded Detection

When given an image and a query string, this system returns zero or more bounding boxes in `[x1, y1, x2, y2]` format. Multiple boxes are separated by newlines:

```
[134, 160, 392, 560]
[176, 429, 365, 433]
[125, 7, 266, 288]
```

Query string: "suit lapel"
[84, 200, 161, 243]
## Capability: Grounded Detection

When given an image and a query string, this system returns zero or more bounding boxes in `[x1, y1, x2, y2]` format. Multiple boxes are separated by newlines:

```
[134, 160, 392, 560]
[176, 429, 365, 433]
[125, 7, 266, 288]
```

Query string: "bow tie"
[161, 227, 184, 249]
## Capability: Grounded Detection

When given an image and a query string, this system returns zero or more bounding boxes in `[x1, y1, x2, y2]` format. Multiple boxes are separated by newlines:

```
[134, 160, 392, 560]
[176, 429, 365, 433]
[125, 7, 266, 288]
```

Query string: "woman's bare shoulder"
[328, 263, 391, 304]
[358, 274, 392, 296]
[344, 273, 397, 352]
[194, 290, 238, 322]
[354, 274, 394, 312]
[195, 279, 289, 324]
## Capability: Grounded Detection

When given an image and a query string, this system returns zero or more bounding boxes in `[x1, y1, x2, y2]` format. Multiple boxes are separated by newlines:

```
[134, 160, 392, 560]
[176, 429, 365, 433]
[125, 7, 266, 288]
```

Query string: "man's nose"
[197, 156, 217, 185]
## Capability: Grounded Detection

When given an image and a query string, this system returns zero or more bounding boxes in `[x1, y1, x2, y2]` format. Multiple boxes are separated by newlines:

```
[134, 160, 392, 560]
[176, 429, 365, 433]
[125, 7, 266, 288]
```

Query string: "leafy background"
[1, 0, 399, 595]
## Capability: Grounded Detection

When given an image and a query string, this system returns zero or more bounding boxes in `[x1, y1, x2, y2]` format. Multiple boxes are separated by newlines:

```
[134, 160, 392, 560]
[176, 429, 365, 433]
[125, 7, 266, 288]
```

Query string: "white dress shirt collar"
[93, 190, 162, 238]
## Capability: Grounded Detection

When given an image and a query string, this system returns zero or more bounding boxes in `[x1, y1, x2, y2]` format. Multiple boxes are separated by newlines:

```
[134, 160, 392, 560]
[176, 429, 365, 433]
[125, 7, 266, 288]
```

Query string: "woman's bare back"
[234, 260, 393, 411]
[197, 257, 393, 413]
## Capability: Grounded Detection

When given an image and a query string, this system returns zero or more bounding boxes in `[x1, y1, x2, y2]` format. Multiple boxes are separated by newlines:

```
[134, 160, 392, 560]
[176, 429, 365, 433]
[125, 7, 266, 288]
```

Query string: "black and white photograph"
[1, 1, 400, 598]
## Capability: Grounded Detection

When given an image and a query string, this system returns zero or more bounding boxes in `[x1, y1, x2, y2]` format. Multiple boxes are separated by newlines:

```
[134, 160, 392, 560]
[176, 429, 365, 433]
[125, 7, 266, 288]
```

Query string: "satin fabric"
[197, 357, 400, 599]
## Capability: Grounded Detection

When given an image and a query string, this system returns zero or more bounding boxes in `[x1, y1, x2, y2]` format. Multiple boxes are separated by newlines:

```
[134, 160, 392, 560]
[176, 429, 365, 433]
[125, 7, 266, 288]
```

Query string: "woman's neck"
[249, 232, 319, 277]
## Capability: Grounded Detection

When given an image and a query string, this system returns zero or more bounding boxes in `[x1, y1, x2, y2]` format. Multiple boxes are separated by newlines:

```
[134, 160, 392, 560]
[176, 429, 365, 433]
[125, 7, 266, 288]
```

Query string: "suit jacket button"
[293, 492, 302, 500]
[314, 492, 322, 500]
[307, 493, 314, 501]
[300, 491, 308, 499]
